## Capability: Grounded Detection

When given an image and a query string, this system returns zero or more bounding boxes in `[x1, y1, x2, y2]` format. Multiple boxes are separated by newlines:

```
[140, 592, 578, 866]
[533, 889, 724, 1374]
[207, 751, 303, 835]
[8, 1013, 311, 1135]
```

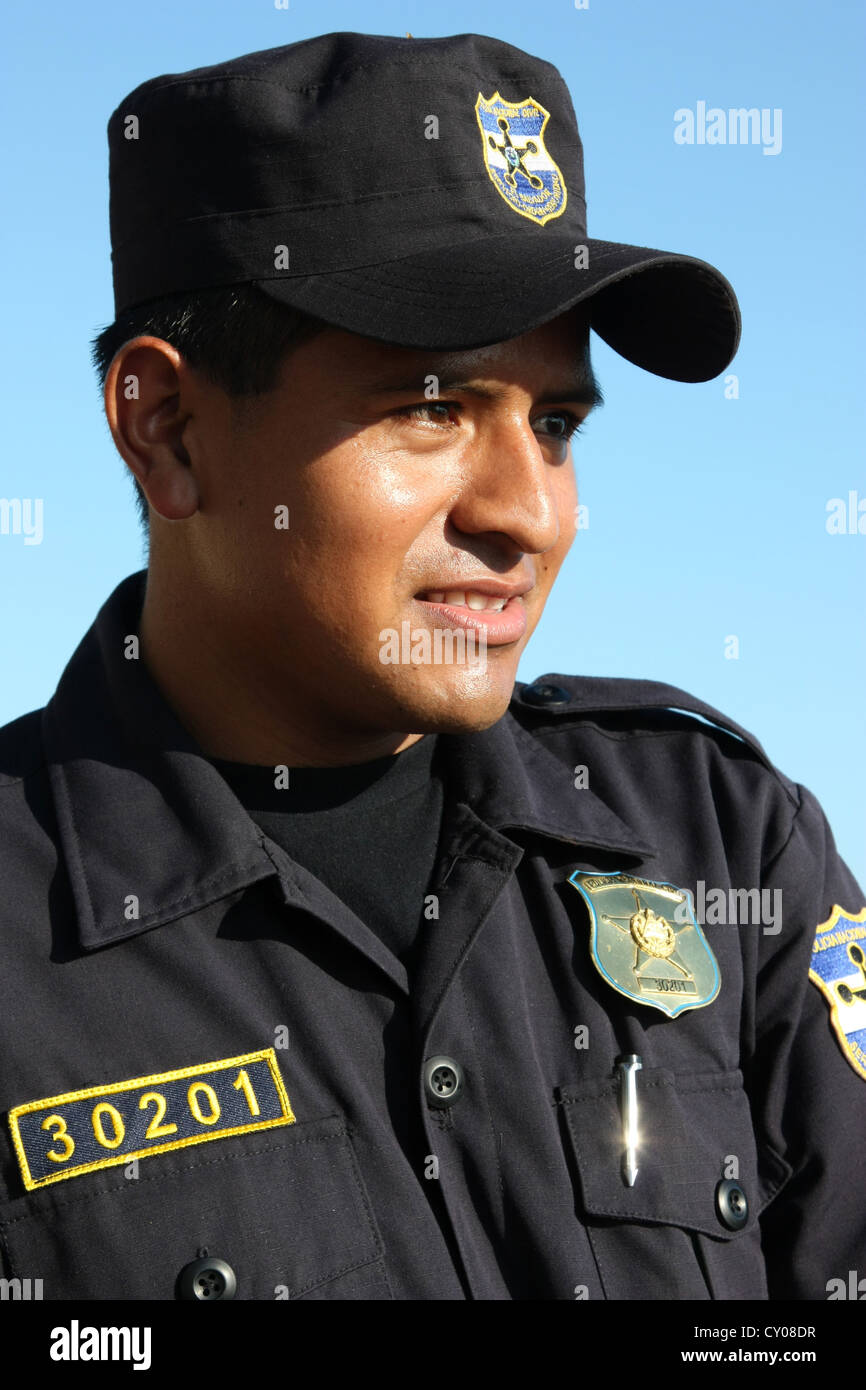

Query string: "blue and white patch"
[809, 905, 866, 1081]
[475, 92, 567, 225]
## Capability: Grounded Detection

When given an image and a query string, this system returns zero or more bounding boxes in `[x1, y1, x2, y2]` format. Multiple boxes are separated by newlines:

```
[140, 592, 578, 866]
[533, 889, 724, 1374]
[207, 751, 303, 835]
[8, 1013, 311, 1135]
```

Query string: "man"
[0, 31, 863, 1302]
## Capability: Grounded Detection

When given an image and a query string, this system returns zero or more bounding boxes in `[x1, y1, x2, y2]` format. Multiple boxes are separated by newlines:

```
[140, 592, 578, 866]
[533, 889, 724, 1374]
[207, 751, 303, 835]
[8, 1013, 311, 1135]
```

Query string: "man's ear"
[103, 336, 201, 521]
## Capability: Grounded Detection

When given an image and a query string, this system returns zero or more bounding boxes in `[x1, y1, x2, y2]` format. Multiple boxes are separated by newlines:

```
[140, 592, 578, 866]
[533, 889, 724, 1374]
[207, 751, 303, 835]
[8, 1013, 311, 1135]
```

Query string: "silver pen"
[616, 1054, 642, 1186]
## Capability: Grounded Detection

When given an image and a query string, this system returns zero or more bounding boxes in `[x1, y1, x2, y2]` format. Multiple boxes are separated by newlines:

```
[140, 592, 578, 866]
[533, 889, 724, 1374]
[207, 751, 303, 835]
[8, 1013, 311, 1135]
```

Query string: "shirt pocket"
[0, 1113, 392, 1300]
[555, 1068, 791, 1300]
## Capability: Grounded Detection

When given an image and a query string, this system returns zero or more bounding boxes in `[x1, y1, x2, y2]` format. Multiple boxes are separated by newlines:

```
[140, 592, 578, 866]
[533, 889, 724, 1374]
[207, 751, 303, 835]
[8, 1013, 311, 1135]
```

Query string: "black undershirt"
[210, 735, 444, 967]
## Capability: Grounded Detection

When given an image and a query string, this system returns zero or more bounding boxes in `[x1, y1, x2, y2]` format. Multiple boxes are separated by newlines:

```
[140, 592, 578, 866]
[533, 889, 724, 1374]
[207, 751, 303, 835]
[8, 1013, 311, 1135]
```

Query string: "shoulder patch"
[809, 906, 866, 1081]
[8, 1049, 294, 1190]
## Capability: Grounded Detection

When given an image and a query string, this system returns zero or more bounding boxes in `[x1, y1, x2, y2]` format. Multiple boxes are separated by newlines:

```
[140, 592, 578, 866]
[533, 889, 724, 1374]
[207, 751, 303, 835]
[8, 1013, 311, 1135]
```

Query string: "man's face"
[175, 303, 598, 741]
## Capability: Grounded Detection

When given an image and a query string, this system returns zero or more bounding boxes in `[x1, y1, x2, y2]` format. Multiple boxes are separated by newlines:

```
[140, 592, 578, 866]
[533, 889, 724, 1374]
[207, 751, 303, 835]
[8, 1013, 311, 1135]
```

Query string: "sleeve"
[752, 781, 866, 1299]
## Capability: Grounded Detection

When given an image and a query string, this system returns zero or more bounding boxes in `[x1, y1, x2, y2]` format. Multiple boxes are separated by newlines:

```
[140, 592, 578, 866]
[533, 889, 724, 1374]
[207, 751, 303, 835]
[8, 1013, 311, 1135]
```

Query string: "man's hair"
[90, 284, 327, 538]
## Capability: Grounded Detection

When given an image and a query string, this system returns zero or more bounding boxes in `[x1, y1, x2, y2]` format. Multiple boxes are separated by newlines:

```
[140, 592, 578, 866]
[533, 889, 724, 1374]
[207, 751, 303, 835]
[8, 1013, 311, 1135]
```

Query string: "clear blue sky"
[0, 0, 863, 884]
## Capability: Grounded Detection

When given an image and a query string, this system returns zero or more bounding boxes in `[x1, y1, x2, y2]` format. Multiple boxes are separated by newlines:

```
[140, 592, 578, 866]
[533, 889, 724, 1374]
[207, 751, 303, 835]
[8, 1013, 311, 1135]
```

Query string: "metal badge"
[568, 871, 721, 1018]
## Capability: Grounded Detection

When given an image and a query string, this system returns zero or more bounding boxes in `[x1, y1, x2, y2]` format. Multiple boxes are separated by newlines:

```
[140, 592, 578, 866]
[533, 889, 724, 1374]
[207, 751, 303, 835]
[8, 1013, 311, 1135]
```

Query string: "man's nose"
[447, 414, 566, 555]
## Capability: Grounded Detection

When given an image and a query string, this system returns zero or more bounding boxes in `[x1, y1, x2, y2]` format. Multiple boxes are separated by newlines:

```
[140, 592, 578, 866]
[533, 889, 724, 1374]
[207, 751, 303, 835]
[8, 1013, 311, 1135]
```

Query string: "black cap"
[108, 31, 740, 382]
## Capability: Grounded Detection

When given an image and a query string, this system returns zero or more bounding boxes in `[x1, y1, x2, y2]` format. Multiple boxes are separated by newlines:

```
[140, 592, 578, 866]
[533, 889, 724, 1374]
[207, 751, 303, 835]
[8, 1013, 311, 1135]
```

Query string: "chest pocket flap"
[0, 1115, 392, 1300]
[556, 1068, 791, 1298]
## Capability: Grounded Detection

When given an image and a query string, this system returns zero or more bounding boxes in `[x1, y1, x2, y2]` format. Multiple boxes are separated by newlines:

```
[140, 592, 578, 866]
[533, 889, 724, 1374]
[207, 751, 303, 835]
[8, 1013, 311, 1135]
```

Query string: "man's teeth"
[424, 590, 509, 613]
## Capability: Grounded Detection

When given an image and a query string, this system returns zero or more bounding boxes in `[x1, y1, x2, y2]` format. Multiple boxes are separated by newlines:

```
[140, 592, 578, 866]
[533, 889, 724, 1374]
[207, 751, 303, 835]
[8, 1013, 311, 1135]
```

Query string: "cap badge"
[568, 872, 721, 1017]
[475, 92, 567, 225]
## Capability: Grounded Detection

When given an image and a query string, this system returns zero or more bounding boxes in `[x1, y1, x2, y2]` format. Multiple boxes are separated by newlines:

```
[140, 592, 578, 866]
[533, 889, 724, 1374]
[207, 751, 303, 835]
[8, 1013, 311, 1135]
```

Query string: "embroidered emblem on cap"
[568, 871, 721, 1017]
[475, 92, 567, 225]
[8, 1049, 295, 1191]
[809, 905, 866, 1081]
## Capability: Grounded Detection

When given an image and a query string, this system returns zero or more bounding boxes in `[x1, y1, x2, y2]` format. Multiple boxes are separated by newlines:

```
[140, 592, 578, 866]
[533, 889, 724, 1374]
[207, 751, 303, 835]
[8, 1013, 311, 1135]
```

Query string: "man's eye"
[394, 403, 584, 441]
[535, 410, 584, 442]
[398, 402, 461, 427]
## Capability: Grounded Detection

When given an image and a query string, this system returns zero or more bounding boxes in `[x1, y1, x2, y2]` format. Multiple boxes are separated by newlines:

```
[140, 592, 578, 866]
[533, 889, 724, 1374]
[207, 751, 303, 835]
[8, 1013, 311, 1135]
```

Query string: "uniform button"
[520, 682, 571, 708]
[424, 1055, 464, 1108]
[715, 1179, 749, 1231]
[177, 1256, 237, 1301]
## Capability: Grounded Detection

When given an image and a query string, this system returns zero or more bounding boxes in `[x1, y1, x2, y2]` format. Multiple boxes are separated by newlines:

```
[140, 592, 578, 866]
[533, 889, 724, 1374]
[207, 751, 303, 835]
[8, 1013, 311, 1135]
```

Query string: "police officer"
[0, 32, 863, 1302]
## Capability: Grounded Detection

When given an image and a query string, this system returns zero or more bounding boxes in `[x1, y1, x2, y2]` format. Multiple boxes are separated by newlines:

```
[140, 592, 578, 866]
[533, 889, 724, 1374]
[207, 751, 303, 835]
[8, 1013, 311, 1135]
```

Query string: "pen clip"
[616, 1053, 642, 1187]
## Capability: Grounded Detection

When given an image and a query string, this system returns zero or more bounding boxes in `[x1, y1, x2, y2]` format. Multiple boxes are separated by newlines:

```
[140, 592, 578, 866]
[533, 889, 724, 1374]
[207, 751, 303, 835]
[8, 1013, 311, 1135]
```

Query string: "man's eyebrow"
[367, 366, 604, 410]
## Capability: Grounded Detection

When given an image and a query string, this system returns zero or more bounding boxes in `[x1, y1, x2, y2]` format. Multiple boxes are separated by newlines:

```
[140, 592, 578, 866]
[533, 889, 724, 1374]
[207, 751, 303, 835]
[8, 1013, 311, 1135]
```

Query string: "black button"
[177, 1256, 237, 1301]
[424, 1055, 464, 1108]
[520, 682, 571, 708]
[715, 1179, 749, 1231]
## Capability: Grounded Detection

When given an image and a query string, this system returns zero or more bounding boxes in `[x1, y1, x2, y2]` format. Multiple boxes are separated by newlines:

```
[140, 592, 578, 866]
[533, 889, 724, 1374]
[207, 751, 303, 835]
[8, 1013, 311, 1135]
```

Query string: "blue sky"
[0, 0, 863, 883]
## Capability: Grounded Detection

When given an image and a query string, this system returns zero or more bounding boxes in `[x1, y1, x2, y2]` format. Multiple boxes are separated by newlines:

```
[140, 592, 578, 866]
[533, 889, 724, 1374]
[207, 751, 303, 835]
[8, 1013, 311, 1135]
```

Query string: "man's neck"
[137, 573, 423, 767]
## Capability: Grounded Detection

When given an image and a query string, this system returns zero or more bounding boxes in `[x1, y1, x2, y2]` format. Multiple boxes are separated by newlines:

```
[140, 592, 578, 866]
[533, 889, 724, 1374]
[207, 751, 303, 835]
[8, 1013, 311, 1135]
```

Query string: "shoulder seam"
[518, 707, 801, 813]
[0, 708, 48, 786]
[0, 762, 49, 789]
[761, 782, 808, 873]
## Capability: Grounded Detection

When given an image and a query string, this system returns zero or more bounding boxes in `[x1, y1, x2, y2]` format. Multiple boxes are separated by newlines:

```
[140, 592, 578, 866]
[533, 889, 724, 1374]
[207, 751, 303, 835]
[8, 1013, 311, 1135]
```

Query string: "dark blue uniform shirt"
[0, 571, 863, 1299]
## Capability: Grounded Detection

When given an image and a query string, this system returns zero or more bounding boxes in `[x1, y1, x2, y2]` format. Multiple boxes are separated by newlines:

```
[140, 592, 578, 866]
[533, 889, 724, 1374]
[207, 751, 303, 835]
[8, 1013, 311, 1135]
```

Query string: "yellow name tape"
[8, 1049, 295, 1191]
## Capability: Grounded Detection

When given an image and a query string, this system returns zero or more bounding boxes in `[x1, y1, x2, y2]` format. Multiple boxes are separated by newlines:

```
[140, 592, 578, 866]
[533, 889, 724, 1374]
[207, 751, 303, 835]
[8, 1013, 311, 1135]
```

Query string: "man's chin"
[385, 658, 519, 736]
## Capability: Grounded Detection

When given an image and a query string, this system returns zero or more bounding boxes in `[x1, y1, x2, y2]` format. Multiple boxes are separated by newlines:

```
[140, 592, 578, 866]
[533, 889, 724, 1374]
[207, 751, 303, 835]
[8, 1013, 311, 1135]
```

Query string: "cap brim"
[253, 234, 740, 383]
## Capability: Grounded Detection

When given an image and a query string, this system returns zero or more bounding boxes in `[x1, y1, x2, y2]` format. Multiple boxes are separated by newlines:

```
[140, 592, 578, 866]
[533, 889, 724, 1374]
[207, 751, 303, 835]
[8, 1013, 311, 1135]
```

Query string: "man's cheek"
[538, 534, 573, 592]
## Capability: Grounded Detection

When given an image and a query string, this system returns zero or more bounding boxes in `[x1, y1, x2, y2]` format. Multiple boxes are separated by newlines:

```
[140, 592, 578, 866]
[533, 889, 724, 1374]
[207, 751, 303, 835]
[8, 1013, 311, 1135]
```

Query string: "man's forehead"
[322, 307, 598, 404]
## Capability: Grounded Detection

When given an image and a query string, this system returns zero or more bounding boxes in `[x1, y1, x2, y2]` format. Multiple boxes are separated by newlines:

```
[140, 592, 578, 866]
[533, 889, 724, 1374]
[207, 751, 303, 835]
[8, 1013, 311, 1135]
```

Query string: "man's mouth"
[412, 587, 529, 644]
[419, 589, 510, 613]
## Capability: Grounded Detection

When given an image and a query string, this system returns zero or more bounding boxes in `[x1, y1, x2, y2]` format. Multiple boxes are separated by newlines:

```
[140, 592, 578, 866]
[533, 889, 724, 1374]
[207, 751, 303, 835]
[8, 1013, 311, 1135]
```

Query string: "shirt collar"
[434, 698, 655, 860]
[43, 570, 653, 952]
